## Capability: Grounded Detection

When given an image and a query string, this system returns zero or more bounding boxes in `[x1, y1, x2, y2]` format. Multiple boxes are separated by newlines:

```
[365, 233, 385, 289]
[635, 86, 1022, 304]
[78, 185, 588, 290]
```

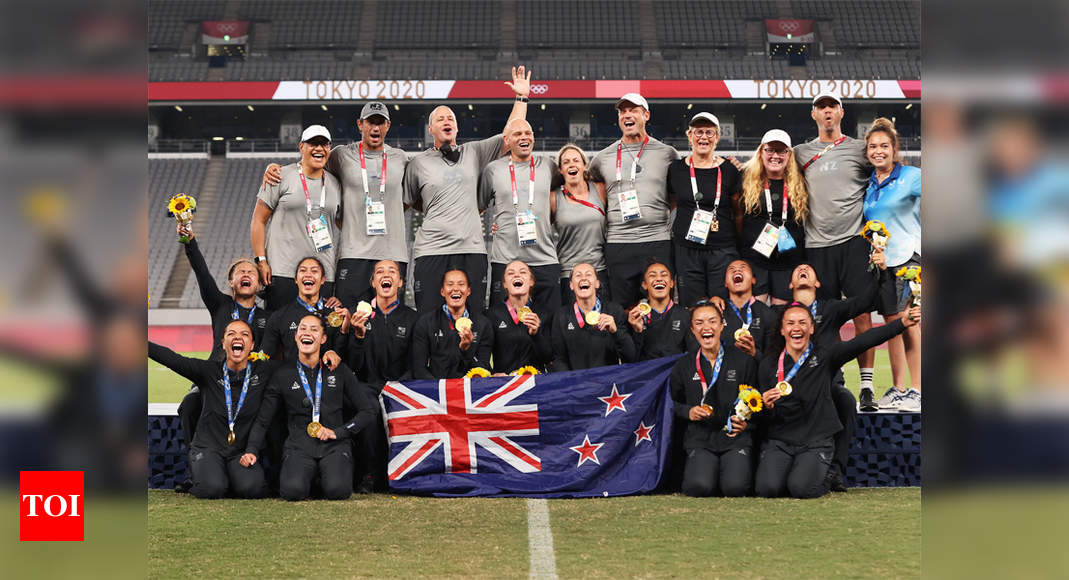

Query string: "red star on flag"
[633, 421, 655, 446]
[569, 435, 604, 467]
[597, 383, 631, 416]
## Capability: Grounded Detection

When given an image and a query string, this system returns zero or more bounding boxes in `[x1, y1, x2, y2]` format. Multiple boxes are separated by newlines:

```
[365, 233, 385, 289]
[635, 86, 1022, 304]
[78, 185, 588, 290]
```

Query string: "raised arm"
[502, 66, 531, 134]
[250, 199, 275, 286]
[148, 341, 207, 385]
[183, 235, 228, 312]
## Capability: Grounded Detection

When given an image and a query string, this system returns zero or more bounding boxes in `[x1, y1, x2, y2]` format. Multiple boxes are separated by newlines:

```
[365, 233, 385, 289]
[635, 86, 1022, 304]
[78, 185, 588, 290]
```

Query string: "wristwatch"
[254, 256, 267, 264]
[515, 96, 529, 102]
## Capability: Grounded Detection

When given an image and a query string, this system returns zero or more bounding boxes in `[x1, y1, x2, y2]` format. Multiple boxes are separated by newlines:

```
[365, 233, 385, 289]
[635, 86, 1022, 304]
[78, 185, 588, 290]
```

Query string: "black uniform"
[550, 301, 637, 371]
[631, 303, 693, 360]
[486, 300, 552, 374]
[348, 301, 419, 386]
[669, 348, 759, 497]
[410, 308, 494, 379]
[738, 179, 806, 301]
[260, 297, 349, 362]
[721, 297, 776, 359]
[247, 361, 377, 501]
[754, 319, 907, 499]
[149, 343, 272, 499]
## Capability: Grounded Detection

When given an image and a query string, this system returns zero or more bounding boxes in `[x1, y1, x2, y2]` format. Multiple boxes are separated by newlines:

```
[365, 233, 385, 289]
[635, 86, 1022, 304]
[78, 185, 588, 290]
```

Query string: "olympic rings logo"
[530, 84, 549, 95]
[776, 20, 800, 33]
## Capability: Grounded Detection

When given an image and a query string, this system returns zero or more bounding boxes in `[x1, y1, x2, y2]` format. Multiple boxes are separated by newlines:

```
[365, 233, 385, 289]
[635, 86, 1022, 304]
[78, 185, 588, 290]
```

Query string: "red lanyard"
[296, 164, 326, 214]
[801, 136, 846, 170]
[573, 300, 600, 328]
[508, 158, 536, 209]
[615, 136, 650, 184]
[763, 180, 789, 225]
[357, 142, 387, 202]
[562, 187, 606, 216]
[695, 351, 708, 394]
[688, 156, 722, 213]
[504, 300, 529, 324]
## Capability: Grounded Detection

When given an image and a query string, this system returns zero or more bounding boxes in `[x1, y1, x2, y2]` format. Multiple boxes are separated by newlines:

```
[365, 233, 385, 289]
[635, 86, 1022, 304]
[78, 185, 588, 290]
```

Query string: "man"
[626, 261, 691, 360]
[409, 269, 494, 379]
[717, 260, 777, 359]
[794, 91, 879, 398]
[263, 102, 410, 309]
[589, 93, 681, 306]
[243, 314, 378, 501]
[404, 66, 532, 313]
[479, 119, 561, 313]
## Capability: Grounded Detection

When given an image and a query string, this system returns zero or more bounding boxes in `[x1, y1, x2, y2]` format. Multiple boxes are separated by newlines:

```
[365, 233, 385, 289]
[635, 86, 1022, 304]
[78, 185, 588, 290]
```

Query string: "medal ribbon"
[762, 180, 790, 226]
[801, 135, 847, 170]
[615, 136, 650, 185]
[296, 164, 327, 216]
[223, 363, 253, 434]
[563, 187, 606, 216]
[508, 158, 536, 210]
[297, 296, 324, 314]
[298, 362, 323, 424]
[728, 297, 754, 329]
[441, 304, 469, 330]
[504, 299, 530, 325]
[358, 142, 388, 203]
[647, 299, 674, 323]
[232, 302, 256, 324]
[370, 296, 400, 319]
[573, 297, 602, 328]
[695, 346, 724, 399]
[777, 342, 814, 384]
[688, 157, 722, 215]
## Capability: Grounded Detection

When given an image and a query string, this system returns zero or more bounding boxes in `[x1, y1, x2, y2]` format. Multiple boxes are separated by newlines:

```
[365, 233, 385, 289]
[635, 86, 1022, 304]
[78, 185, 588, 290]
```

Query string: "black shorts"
[673, 242, 737, 306]
[807, 237, 874, 301]
[604, 241, 673, 308]
[412, 253, 488, 314]
[750, 263, 794, 302]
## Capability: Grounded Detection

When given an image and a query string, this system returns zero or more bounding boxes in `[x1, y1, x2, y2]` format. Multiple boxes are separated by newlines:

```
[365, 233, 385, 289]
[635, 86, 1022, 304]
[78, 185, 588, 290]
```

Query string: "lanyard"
[809, 300, 818, 320]
[222, 363, 252, 433]
[297, 362, 323, 424]
[801, 136, 846, 170]
[695, 346, 724, 397]
[370, 297, 399, 319]
[647, 300, 674, 323]
[562, 187, 606, 216]
[508, 158, 536, 210]
[504, 299, 530, 325]
[777, 343, 813, 384]
[296, 164, 327, 215]
[232, 302, 256, 324]
[688, 157, 722, 214]
[728, 297, 754, 328]
[297, 296, 324, 314]
[441, 304, 469, 330]
[573, 298, 602, 328]
[615, 136, 650, 185]
[763, 180, 790, 226]
[358, 142, 388, 203]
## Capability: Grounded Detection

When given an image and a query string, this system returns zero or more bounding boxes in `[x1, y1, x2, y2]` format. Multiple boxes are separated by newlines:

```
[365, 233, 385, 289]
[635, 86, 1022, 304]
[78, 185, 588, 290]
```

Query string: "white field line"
[527, 498, 558, 580]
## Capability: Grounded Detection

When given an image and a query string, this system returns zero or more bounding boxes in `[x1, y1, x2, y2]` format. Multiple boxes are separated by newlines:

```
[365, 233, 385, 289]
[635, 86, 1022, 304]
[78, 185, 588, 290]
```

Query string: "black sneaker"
[858, 387, 878, 412]
[173, 478, 193, 494]
[356, 474, 375, 495]
[826, 465, 847, 492]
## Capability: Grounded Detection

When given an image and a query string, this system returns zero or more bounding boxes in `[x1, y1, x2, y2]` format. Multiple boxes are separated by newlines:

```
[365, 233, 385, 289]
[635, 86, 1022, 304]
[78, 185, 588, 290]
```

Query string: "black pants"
[755, 438, 834, 499]
[831, 371, 857, 476]
[681, 446, 753, 497]
[188, 446, 266, 499]
[413, 253, 488, 314]
[604, 241, 673, 308]
[265, 277, 336, 312]
[353, 407, 389, 491]
[489, 262, 562, 315]
[177, 385, 201, 457]
[674, 242, 738, 306]
[279, 446, 354, 501]
[559, 269, 611, 306]
[335, 258, 409, 310]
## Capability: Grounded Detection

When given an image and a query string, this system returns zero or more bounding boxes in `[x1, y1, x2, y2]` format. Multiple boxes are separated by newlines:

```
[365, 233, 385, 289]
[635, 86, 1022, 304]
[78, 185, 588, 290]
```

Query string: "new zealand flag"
[381, 356, 680, 497]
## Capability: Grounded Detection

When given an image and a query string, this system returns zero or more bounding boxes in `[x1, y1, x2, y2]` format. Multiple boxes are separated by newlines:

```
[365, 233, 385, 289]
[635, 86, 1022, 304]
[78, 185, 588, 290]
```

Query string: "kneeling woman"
[755, 303, 920, 498]
[669, 302, 758, 497]
[148, 320, 271, 499]
[487, 260, 552, 374]
[243, 314, 377, 501]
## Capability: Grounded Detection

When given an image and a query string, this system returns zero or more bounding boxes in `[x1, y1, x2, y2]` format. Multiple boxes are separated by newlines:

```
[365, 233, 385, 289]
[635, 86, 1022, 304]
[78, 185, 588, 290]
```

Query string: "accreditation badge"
[516, 211, 538, 247]
[366, 201, 387, 236]
[685, 209, 715, 244]
[752, 223, 780, 258]
[307, 215, 333, 252]
[618, 189, 642, 222]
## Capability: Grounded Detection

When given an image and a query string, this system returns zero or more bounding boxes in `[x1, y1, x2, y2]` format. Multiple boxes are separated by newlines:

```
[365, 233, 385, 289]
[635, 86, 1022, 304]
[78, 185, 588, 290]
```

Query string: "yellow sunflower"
[167, 193, 197, 216]
[510, 366, 540, 376]
[247, 351, 270, 362]
[739, 386, 763, 413]
[861, 220, 889, 239]
[465, 367, 491, 378]
[895, 265, 922, 283]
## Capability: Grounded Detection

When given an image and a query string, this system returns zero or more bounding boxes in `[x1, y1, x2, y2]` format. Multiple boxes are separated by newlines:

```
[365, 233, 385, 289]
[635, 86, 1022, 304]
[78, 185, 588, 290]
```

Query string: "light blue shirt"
[863, 163, 921, 267]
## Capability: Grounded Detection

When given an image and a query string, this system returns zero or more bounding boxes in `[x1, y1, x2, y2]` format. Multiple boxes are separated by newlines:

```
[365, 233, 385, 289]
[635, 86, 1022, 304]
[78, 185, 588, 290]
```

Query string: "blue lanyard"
[298, 362, 323, 423]
[696, 346, 724, 402]
[441, 304, 469, 321]
[223, 363, 252, 432]
[729, 298, 753, 328]
[778, 343, 813, 384]
[297, 297, 324, 314]
[232, 302, 256, 324]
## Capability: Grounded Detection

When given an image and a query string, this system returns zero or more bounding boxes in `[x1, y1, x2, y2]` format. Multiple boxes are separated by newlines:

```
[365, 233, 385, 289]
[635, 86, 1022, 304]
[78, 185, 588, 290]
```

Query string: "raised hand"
[505, 65, 532, 98]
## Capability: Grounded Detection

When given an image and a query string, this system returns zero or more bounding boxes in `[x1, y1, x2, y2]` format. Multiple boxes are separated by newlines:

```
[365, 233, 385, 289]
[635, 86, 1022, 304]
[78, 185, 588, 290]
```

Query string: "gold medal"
[585, 311, 602, 326]
[776, 381, 792, 396]
[636, 302, 652, 316]
[517, 306, 533, 320]
[227, 429, 235, 446]
[326, 311, 343, 328]
[455, 317, 472, 333]
[709, 219, 719, 232]
[356, 301, 373, 315]
[307, 421, 322, 437]
[734, 328, 750, 341]
[700, 404, 713, 415]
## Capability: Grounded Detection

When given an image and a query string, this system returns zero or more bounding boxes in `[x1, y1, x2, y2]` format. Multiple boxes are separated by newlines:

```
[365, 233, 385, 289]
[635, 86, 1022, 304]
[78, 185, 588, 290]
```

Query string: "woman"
[251, 124, 342, 311]
[551, 144, 610, 305]
[668, 301, 758, 497]
[754, 302, 921, 499]
[486, 260, 551, 374]
[260, 256, 349, 365]
[738, 129, 809, 305]
[550, 262, 636, 371]
[667, 112, 743, 305]
[863, 118, 922, 412]
[409, 269, 494, 379]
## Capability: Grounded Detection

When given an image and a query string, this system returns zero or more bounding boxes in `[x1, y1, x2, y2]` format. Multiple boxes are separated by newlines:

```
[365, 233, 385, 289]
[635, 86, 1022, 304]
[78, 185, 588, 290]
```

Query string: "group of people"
[151, 67, 922, 501]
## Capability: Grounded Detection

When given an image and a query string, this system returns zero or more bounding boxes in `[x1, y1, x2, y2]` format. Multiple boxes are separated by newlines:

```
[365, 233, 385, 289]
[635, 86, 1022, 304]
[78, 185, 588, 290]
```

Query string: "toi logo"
[19, 471, 84, 541]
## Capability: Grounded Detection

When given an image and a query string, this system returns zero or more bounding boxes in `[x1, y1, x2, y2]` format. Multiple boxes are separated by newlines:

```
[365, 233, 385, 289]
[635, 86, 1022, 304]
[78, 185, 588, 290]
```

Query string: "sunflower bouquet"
[465, 367, 491, 379]
[895, 265, 922, 308]
[510, 366, 540, 376]
[167, 193, 197, 243]
[724, 384, 763, 433]
[247, 351, 270, 362]
[860, 220, 889, 250]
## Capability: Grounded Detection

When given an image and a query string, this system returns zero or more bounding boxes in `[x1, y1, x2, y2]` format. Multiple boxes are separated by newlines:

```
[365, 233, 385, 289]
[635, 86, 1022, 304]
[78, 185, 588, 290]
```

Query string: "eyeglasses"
[763, 147, 790, 155]
[690, 129, 719, 138]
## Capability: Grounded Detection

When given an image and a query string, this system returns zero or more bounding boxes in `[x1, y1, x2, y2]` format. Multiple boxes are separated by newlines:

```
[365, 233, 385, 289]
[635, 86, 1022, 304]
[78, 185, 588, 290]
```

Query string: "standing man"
[404, 66, 532, 313]
[263, 102, 410, 309]
[479, 119, 561, 313]
[588, 93, 681, 307]
[793, 91, 878, 395]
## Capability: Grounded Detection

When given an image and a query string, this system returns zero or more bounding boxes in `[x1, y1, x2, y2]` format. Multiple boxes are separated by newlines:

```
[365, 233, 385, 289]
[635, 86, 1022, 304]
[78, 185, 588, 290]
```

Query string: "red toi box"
[19, 471, 84, 542]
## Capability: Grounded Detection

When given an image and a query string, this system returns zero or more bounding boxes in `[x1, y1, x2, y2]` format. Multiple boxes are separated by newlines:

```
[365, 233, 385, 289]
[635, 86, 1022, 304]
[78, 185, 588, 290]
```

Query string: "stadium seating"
[655, 1, 779, 48]
[148, 0, 225, 50]
[149, 159, 209, 307]
[237, 0, 362, 49]
[516, 0, 637, 49]
[662, 55, 791, 80]
[793, 0, 919, 48]
[375, 0, 500, 49]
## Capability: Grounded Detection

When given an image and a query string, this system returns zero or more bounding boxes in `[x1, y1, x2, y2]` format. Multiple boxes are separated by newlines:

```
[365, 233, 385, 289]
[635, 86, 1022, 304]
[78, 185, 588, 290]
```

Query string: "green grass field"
[149, 487, 920, 578]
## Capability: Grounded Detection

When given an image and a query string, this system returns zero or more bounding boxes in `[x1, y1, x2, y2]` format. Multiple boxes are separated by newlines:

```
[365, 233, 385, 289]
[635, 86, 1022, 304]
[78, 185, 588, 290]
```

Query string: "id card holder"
[752, 223, 780, 258]
[308, 215, 333, 252]
[516, 212, 538, 247]
[777, 226, 797, 252]
[618, 189, 642, 222]
[366, 201, 387, 236]
[685, 209, 715, 244]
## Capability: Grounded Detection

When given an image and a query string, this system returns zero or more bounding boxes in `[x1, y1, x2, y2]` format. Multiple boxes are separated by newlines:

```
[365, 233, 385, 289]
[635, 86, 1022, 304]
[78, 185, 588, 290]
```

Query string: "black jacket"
[260, 298, 349, 362]
[631, 303, 693, 360]
[486, 300, 552, 373]
[550, 301, 637, 371]
[410, 308, 494, 379]
[722, 298, 776, 358]
[348, 303, 418, 388]
[670, 347, 759, 452]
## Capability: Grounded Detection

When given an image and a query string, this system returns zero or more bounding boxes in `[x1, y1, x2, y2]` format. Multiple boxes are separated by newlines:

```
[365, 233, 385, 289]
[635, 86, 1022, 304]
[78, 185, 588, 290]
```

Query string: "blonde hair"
[741, 143, 809, 222]
[865, 117, 902, 163]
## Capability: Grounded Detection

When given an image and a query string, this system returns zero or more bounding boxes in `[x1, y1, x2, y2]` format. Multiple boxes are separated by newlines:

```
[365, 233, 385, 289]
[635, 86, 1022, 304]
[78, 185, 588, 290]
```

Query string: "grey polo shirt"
[327, 142, 410, 263]
[794, 136, 872, 248]
[478, 155, 559, 267]
[257, 163, 342, 281]
[588, 136, 680, 244]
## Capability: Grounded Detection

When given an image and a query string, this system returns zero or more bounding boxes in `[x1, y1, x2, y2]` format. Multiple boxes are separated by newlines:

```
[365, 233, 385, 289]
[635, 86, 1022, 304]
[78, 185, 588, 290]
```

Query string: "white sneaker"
[897, 389, 921, 413]
[878, 387, 907, 410]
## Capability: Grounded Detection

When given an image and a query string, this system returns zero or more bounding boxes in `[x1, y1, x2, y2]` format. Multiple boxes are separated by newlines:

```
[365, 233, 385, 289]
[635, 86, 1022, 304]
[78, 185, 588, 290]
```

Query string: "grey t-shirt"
[794, 136, 871, 248]
[403, 134, 505, 259]
[553, 182, 607, 277]
[328, 142, 410, 263]
[257, 163, 342, 281]
[478, 155, 559, 267]
[588, 136, 681, 243]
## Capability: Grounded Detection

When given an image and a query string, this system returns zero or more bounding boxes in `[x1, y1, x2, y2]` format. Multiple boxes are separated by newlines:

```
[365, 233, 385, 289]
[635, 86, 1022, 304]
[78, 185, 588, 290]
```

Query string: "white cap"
[300, 124, 332, 143]
[616, 92, 649, 111]
[688, 112, 720, 128]
[811, 90, 842, 107]
[760, 129, 792, 148]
